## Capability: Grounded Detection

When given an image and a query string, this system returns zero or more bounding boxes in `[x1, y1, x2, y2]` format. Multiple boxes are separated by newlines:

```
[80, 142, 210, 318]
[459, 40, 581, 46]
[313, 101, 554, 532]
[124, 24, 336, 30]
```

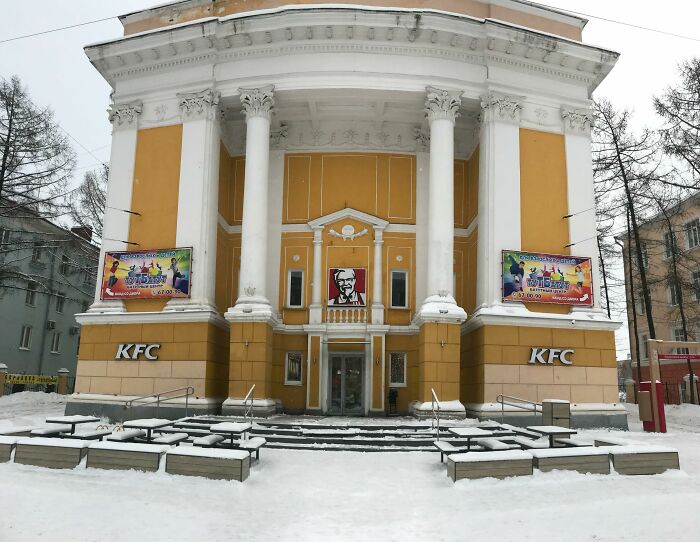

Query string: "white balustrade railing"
[326, 307, 367, 324]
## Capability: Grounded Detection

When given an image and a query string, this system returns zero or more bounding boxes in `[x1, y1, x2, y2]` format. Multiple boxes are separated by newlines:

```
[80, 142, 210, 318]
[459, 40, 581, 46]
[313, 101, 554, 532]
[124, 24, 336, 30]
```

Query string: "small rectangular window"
[31, 242, 42, 262]
[663, 231, 676, 259]
[50, 331, 61, 354]
[686, 219, 700, 249]
[25, 281, 37, 306]
[55, 294, 66, 314]
[639, 334, 649, 360]
[0, 228, 10, 246]
[669, 282, 681, 306]
[640, 241, 649, 269]
[19, 325, 32, 350]
[285, 352, 303, 385]
[391, 270, 408, 308]
[390, 352, 407, 387]
[287, 269, 304, 307]
[59, 255, 70, 275]
[674, 328, 689, 355]
[694, 271, 700, 301]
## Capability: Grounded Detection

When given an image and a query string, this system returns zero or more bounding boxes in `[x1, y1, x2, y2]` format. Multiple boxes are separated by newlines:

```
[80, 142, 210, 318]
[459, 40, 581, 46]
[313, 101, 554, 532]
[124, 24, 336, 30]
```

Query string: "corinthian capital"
[561, 106, 594, 135]
[108, 101, 142, 129]
[480, 93, 523, 124]
[424, 86, 462, 123]
[239, 85, 275, 121]
[178, 89, 221, 121]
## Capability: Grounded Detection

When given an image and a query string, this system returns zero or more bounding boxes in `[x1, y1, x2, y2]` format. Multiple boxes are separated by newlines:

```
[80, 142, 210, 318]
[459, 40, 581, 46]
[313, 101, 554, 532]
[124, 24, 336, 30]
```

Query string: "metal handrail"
[496, 394, 542, 422]
[431, 388, 441, 441]
[243, 384, 255, 423]
[124, 386, 195, 418]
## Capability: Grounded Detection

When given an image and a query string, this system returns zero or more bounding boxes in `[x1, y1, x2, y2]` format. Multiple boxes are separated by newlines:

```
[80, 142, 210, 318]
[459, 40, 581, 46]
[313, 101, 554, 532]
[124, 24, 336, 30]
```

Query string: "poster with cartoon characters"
[502, 250, 593, 306]
[328, 268, 366, 306]
[100, 248, 192, 300]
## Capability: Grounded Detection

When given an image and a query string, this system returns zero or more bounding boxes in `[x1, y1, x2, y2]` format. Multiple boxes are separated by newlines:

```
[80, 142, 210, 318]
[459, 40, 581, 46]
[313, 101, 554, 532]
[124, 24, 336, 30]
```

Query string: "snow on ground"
[0, 394, 699, 542]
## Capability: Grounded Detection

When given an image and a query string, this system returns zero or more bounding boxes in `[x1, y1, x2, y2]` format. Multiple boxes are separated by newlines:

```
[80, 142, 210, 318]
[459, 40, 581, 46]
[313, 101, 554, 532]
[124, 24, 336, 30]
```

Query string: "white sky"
[1, 0, 700, 358]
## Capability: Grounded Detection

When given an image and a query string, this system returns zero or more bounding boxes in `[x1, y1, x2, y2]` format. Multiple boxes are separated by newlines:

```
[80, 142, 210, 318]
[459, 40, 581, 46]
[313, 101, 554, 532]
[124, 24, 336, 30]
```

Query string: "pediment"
[308, 207, 388, 230]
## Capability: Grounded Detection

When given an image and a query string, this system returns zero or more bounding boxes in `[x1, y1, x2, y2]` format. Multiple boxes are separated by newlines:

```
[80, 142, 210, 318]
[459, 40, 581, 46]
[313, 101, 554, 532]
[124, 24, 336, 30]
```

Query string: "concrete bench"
[447, 450, 533, 481]
[433, 440, 471, 463]
[193, 434, 226, 448]
[106, 429, 147, 442]
[555, 438, 594, 448]
[14, 437, 90, 469]
[499, 424, 542, 439]
[511, 436, 549, 449]
[476, 438, 520, 451]
[594, 437, 639, 447]
[64, 430, 113, 441]
[30, 426, 71, 437]
[239, 437, 267, 460]
[87, 441, 169, 472]
[0, 436, 18, 462]
[607, 446, 680, 475]
[151, 432, 189, 446]
[530, 447, 610, 474]
[0, 426, 35, 437]
[166, 447, 251, 481]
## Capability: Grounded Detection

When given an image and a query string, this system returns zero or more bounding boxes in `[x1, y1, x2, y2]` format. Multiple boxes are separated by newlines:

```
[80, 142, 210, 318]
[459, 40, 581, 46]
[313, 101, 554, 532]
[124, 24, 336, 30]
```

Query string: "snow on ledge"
[412, 400, 466, 413]
[167, 446, 249, 460]
[450, 450, 532, 462]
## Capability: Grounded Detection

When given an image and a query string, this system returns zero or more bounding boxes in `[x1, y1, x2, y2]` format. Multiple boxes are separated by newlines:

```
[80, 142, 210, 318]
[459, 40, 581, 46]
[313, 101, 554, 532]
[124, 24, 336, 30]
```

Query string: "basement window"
[389, 352, 407, 387]
[285, 352, 303, 385]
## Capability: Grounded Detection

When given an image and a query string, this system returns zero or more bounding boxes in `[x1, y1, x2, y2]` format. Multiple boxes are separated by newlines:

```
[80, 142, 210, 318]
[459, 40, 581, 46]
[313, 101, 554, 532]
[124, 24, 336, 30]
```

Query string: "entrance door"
[328, 354, 364, 415]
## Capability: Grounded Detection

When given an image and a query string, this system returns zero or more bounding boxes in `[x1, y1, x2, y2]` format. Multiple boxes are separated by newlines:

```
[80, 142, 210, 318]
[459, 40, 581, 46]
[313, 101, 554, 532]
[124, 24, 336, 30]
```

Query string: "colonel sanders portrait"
[328, 268, 365, 306]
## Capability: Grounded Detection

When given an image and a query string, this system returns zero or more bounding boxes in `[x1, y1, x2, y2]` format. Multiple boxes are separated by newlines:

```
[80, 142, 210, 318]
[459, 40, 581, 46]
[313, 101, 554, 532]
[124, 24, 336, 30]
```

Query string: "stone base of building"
[221, 397, 278, 417]
[465, 403, 629, 430]
[65, 394, 223, 422]
[409, 400, 467, 420]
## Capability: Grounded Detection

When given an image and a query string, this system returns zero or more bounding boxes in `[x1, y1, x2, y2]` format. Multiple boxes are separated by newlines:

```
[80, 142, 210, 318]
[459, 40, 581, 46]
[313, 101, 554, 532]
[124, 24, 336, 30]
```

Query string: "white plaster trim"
[74, 310, 229, 329]
[454, 216, 478, 238]
[308, 207, 389, 229]
[385, 223, 416, 234]
[218, 213, 242, 234]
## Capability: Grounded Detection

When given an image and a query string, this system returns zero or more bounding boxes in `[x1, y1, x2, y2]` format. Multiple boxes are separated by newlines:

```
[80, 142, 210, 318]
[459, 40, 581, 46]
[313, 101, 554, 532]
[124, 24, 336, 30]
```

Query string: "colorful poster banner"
[328, 268, 367, 306]
[100, 248, 192, 300]
[6, 374, 58, 385]
[502, 250, 593, 306]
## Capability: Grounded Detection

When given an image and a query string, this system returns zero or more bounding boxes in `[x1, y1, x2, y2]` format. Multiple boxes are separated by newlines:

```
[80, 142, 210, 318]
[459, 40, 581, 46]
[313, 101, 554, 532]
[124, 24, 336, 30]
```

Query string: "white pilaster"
[415, 150, 430, 310]
[225, 85, 276, 322]
[416, 87, 467, 324]
[474, 93, 525, 313]
[165, 89, 221, 314]
[371, 226, 385, 324]
[267, 149, 285, 314]
[309, 226, 324, 324]
[562, 106, 602, 312]
[88, 101, 142, 314]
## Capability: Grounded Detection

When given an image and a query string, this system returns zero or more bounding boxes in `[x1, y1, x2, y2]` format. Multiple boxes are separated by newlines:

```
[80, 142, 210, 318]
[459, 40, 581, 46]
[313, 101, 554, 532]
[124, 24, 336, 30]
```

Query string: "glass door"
[328, 354, 364, 416]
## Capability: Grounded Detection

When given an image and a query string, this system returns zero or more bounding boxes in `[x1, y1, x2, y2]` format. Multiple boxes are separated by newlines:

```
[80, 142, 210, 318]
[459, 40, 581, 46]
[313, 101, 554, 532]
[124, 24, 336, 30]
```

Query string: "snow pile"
[0, 392, 66, 425]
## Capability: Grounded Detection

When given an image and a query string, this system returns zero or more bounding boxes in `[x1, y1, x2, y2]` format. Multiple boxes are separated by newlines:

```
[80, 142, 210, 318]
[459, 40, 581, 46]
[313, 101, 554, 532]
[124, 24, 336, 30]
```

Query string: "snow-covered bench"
[0, 426, 35, 437]
[433, 441, 471, 462]
[606, 446, 680, 475]
[498, 424, 542, 439]
[14, 437, 90, 469]
[511, 436, 549, 450]
[30, 425, 71, 438]
[63, 430, 113, 441]
[593, 437, 638, 447]
[475, 438, 519, 451]
[106, 429, 146, 442]
[193, 434, 225, 448]
[0, 436, 18, 462]
[87, 441, 169, 472]
[530, 447, 610, 474]
[239, 436, 267, 461]
[554, 438, 594, 448]
[447, 450, 533, 481]
[165, 447, 251, 481]
[151, 432, 189, 446]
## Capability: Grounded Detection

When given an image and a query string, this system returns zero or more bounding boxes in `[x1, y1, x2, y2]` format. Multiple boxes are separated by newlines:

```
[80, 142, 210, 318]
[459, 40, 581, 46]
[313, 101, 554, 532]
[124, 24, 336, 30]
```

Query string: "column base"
[225, 296, 279, 324]
[221, 398, 278, 417]
[164, 298, 219, 313]
[414, 294, 467, 325]
[409, 400, 466, 420]
[86, 300, 125, 314]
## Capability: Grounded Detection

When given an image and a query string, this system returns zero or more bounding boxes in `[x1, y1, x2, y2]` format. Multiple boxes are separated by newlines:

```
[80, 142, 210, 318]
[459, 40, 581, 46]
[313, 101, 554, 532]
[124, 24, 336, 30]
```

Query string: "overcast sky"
[1, 0, 699, 357]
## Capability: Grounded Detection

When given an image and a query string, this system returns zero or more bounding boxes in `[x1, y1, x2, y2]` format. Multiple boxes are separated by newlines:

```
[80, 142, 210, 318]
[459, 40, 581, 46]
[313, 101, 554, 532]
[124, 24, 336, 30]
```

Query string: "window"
[0, 228, 10, 246]
[19, 325, 32, 350]
[55, 294, 65, 314]
[287, 270, 304, 308]
[669, 281, 681, 306]
[639, 334, 649, 360]
[694, 272, 700, 301]
[390, 352, 407, 387]
[50, 331, 61, 354]
[663, 231, 676, 259]
[285, 352, 302, 385]
[686, 219, 700, 249]
[637, 297, 645, 315]
[391, 270, 408, 308]
[25, 281, 37, 306]
[674, 328, 689, 355]
[640, 241, 649, 269]
[31, 242, 42, 262]
[59, 255, 70, 275]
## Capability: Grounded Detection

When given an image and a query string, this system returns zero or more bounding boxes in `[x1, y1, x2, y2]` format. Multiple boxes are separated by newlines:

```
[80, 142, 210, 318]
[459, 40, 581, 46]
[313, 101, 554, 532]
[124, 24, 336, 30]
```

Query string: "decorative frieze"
[480, 93, 523, 124]
[178, 89, 221, 121]
[424, 86, 462, 123]
[413, 127, 430, 152]
[561, 106, 594, 135]
[108, 101, 143, 129]
[239, 85, 275, 121]
[270, 124, 288, 149]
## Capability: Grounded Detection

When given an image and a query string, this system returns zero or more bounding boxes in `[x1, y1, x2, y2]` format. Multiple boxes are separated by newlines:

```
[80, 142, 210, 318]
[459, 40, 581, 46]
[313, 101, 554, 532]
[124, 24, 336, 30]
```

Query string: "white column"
[309, 226, 324, 324]
[475, 93, 524, 313]
[88, 101, 142, 314]
[416, 87, 467, 323]
[226, 85, 276, 321]
[414, 148, 429, 309]
[165, 89, 221, 313]
[562, 106, 602, 312]
[371, 226, 385, 324]
[266, 148, 285, 314]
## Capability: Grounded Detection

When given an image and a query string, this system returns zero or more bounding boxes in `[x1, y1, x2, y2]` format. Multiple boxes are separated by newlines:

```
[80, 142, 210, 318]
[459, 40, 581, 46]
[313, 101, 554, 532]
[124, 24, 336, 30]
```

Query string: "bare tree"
[69, 165, 107, 239]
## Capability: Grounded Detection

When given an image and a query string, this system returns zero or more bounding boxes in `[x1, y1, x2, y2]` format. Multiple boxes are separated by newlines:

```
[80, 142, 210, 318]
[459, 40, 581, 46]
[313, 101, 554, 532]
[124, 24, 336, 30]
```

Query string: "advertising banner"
[502, 250, 593, 306]
[100, 248, 192, 300]
[328, 268, 367, 306]
[6, 374, 58, 385]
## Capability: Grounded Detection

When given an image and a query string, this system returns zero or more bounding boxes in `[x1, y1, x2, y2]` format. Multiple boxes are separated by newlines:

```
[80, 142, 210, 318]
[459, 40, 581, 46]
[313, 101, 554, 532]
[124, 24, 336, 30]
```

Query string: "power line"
[0, 15, 119, 45]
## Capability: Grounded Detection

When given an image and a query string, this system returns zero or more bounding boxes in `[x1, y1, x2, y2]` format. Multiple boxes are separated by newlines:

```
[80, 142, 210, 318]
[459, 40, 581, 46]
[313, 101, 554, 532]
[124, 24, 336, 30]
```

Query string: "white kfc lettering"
[115, 344, 134, 360]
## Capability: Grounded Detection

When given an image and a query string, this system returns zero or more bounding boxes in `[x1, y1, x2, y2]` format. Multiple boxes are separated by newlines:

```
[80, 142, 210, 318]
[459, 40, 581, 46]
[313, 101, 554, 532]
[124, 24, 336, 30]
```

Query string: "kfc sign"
[529, 347, 574, 365]
[115, 343, 160, 361]
[328, 268, 366, 306]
